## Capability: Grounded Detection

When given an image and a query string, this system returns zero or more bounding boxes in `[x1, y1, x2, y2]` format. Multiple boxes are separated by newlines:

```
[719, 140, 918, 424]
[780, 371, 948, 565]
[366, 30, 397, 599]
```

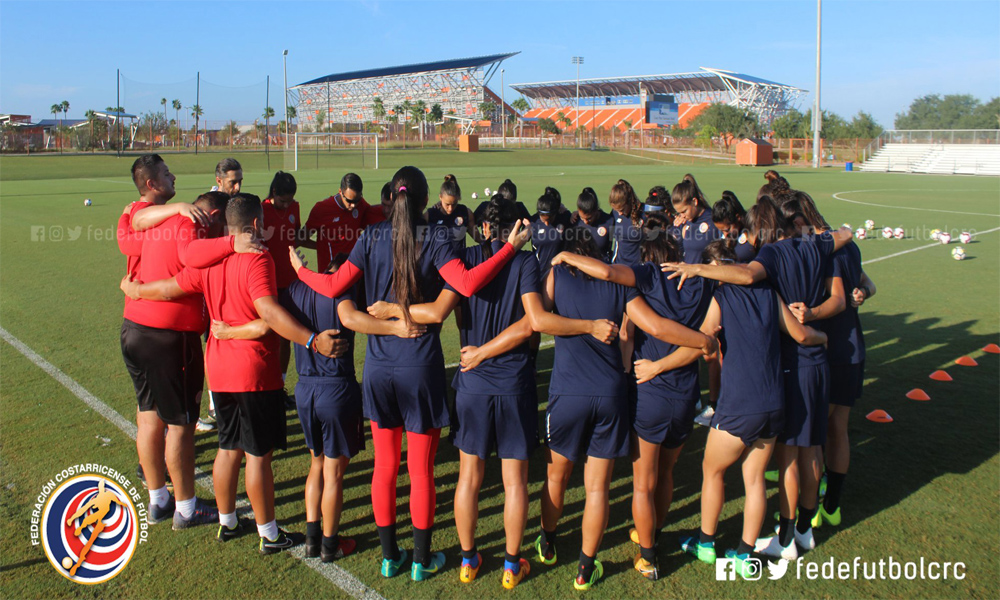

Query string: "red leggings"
[370, 421, 440, 530]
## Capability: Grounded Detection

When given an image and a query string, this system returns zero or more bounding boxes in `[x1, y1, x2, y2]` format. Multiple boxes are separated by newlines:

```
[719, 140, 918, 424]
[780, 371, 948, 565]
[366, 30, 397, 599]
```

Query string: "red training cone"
[866, 409, 893, 423]
[983, 344, 1000, 354]
[955, 356, 978, 367]
[929, 370, 953, 381]
[906, 389, 931, 401]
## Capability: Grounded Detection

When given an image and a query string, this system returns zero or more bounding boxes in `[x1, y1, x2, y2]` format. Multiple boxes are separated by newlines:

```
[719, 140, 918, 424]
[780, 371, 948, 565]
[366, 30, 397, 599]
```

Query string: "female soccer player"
[530, 187, 572, 277]
[711, 191, 756, 263]
[573, 187, 615, 262]
[549, 213, 718, 581]
[425, 174, 478, 250]
[671, 175, 720, 264]
[663, 197, 854, 561]
[210, 254, 424, 561]
[609, 179, 644, 266]
[639, 240, 826, 579]
[290, 166, 531, 581]
[367, 195, 620, 589]
[539, 228, 715, 589]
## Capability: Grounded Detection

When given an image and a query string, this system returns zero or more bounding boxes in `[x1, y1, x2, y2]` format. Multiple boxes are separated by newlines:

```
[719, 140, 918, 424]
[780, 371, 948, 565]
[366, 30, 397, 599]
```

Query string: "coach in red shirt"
[306, 173, 384, 272]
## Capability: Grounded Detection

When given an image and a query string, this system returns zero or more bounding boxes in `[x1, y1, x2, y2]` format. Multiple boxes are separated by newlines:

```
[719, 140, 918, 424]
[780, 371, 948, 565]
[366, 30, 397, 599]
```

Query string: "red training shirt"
[117, 201, 152, 314]
[305, 194, 378, 272]
[262, 198, 301, 289]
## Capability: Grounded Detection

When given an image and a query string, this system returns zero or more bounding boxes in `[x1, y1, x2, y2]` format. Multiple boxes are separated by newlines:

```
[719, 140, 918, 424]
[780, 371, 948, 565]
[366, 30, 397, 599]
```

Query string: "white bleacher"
[861, 142, 1000, 176]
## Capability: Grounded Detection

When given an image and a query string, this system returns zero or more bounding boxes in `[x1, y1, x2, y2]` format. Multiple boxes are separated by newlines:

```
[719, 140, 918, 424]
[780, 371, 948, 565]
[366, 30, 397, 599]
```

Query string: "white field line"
[831, 190, 1000, 218]
[862, 226, 1000, 265]
[0, 326, 386, 600]
[444, 338, 554, 369]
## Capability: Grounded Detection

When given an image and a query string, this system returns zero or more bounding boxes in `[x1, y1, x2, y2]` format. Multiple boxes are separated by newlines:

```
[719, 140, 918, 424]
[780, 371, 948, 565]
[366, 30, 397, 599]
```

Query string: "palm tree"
[511, 97, 531, 115]
[286, 105, 297, 135]
[412, 100, 427, 147]
[61, 101, 69, 122]
[190, 104, 203, 152]
[395, 103, 408, 148]
[429, 103, 443, 139]
[387, 109, 399, 144]
[171, 100, 181, 147]
[622, 119, 633, 149]
[50, 104, 61, 151]
[372, 97, 386, 123]
[160, 98, 167, 125]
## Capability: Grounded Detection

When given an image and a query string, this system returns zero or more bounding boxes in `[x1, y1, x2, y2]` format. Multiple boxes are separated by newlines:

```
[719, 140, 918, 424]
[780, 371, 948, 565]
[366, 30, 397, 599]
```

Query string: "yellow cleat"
[501, 558, 530, 589]
[459, 553, 481, 583]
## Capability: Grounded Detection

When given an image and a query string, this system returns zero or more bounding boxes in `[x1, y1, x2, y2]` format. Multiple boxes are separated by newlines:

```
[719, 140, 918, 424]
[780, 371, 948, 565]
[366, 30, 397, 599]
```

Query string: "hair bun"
[443, 174, 455, 182]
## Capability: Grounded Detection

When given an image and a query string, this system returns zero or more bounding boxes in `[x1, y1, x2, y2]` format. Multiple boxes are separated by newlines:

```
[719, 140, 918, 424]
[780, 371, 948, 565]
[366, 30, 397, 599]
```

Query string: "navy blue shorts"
[829, 361, 864, 407]
[632, 387, 696, 448]
[545, 394, 628, 462]
[295, 377, 365, 459]
[780, 363, 830, 447]
[362, 362, 449, 433]
[711, 409, 785, 447]
[453, 392, 537, 460]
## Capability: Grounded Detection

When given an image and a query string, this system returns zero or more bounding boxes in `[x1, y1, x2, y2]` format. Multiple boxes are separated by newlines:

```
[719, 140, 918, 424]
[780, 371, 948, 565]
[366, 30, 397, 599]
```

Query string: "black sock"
[461, 546, 478, 564]
[577, 551, 596, 581]
[413, 526, 433, 567]
[778, 517, 795, 547]
[699, 529, 715, 545]
[640, 545, 656, 563]
[377, 525, 399, 561]
[306, 521, 321, 541]
[322, 534, 340, 552]
[737, 539, 754, 556]
[824, 471, 847, 513]
[797, 504, 817, 534]
[504, 551, 520, 568]
[541, 528, 557, 556]
[654, 527, 663, 547]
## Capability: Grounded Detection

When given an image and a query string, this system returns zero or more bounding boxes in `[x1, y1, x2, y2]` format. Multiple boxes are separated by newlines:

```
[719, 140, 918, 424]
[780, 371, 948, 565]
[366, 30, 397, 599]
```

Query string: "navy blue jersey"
[611, 209, 643, 266]
[548, 265, 637, 396]
[631, 263, 715, 400]
[530, 212, 572, 275]
[574, 210, 614, 262]
[451, 241, 541, 395]
[681, 208, 722, 264]
[285, 280, 356, 380]
[820, 243, 866, 366]
[426, 204, 472, 253]
[753, 232, 836, 368]
[733, 230, 757, 263]
[347, 220, 454, 366]
[714, 283, 784, 415]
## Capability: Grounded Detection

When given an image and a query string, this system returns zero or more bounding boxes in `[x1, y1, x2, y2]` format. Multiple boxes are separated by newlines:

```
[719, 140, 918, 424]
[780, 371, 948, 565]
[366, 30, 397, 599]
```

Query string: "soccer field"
[1, 148, 998, 599]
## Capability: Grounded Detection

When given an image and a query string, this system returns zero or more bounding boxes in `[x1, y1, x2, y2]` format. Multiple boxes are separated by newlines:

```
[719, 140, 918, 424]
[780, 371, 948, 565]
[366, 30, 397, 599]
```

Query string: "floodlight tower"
[812, 0, 822, 168]
[572, 56, 583, 148]
[283, 50, 289, 149]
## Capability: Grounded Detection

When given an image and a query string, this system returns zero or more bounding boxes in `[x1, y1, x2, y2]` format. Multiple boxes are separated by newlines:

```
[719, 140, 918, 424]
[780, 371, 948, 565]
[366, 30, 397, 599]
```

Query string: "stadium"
[1, 3, 999, 600]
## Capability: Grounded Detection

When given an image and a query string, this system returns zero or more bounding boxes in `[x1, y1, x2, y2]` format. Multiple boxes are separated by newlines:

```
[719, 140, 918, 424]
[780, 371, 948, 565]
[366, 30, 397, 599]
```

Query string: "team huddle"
[116, 156, 875, 590]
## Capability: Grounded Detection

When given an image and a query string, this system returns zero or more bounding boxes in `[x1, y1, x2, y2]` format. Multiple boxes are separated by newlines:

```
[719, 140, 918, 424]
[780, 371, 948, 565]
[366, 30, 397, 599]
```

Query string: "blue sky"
[2, 0, 998, 128]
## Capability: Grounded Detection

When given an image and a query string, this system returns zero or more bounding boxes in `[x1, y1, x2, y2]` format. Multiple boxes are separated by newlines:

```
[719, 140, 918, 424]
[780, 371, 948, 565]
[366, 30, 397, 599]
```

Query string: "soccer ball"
[960, 231, 972, 244]
[484, 187, 492, 197]
[882, 227, 894, 239]
[84, 198, 92, 206]
[471, 192, 478, 200]
[893, 227, 905, 239]
[855, 228, 867, 240]
[939, 232, 952, 244]
[952, 246, 966, 260]
[930, 229, 942, 240]
[865, 219, 875, 231]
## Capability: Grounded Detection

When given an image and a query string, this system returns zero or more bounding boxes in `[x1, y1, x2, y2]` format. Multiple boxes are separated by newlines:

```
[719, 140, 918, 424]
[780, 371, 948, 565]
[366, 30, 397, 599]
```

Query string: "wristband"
[306, 332, 317, 351]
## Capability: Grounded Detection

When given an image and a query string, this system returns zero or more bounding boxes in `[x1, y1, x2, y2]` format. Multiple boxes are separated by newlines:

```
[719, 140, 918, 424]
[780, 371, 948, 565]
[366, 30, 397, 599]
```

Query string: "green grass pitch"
[1, 148, 998, 599]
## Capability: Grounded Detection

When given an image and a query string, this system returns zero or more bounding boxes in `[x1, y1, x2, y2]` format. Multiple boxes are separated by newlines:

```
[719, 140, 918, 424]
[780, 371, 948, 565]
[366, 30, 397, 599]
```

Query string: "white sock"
[257, 520, 279, 541]
[219, 512, 237, 529]
[282, 373, 287, 382]
[149, 485, 170, 508]
[175, 496, 196, 519]
[208, 391, 215, 412]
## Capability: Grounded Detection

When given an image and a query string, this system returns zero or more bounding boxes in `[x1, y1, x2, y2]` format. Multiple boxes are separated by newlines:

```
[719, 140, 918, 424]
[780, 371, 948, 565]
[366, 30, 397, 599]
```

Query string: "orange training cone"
[866, 409, 893, 423]
[983, 344, 1000, 354]
[955, 356, 978, 367]
[906, 389, 931, 401]
[929, 370, 953, 381]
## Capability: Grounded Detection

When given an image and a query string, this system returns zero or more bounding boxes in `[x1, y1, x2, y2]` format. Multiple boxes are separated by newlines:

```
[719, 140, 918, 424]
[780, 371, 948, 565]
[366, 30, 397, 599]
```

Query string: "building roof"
[511, 67, 803, 99]
[295, 52, 519, 87]
[36, 119, 88, 128]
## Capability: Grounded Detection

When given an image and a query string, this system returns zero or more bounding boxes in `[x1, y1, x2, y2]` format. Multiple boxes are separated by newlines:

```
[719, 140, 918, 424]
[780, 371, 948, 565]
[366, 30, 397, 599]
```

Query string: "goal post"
[289, 132, 379, 172]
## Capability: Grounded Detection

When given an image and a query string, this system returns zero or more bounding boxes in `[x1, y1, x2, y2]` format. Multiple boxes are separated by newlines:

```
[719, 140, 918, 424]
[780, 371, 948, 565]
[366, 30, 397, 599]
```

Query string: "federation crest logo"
[41, 475, 139, 584]
[454, 216, 464, 226]
[699, 222, 709, 234]
[738, 232, 748, 244]
[352, 208, 359, 219]
[597, 226, 607, 237]
[288, 214, 295, 224]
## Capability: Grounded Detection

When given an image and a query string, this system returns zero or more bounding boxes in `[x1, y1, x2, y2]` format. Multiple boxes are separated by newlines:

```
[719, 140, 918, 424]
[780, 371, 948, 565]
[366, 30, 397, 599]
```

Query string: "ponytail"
[610, 179, 642, 228]
[389, 166, 430, 324]
[682, 173, 710, 210]
[745, 196, 784, 249]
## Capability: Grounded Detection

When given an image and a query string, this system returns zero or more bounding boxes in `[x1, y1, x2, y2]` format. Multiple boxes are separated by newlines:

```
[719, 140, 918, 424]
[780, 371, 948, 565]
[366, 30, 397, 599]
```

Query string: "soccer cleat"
[534, 535, 557, 565]
[764, 469, 779, 483]
[573, 559, 603, 590]
[196, 410, 217, 432]
[793, 527, 816, 551]
[380, 547, 408, 578]
[502, 559, 530, 589]
[633, 555, 659, 580]
[322, 538, 357, 562]
[411, 552, 446, 581]
[816, 504, 842, 527]
[679, 535, 716, 564]
[724, 549, 758, 580]
[754, 535, 798, 561]
[629, 527, 640, 545]
[459, 552, 482, 583]
[171, 498, 219, 530]
[305, 537, 321, 558]
[819, 473, 828, 498]
[259, 528, 303, 555]
[693, 405, 715, 427]
[148, 496, 175, 525]
[216, 520, 243, 542]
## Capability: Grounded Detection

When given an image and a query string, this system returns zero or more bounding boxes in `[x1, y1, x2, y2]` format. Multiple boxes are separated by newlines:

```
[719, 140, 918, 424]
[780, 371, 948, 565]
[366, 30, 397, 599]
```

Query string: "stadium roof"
[296, 52, 519, 87]
[511, 67, 804, 99]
